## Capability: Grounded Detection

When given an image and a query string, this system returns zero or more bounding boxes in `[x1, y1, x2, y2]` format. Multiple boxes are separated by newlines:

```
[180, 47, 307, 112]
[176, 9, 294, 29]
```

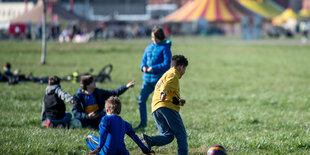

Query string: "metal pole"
[41, 0, 47, 65]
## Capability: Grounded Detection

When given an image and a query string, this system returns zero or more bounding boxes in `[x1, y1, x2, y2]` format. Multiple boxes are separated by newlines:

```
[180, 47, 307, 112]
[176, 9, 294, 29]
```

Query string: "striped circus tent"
[162, 0, 244, 23]
[237, 0, 283, 19]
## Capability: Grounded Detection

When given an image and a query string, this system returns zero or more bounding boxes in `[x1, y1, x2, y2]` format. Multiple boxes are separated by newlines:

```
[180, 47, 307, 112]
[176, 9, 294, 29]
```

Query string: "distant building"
[59, 0, 149, 21]
[0, 2, 34, 29]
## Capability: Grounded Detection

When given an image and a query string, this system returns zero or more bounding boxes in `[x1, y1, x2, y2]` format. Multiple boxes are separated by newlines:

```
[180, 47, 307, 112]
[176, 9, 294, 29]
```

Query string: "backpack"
[44, 93, 66, 119]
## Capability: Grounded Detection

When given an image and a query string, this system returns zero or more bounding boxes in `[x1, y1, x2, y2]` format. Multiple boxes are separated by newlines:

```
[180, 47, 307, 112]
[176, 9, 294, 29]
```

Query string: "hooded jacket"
[72, 85, 128, 120]
[41, 85, 73, 121]
[140, 40, 172, 83]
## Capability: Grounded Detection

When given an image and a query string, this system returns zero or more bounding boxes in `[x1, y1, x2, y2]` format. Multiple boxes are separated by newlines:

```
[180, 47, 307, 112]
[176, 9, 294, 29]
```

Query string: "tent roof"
[237, 0, 283, 19]
[162, 0, 244, 23]
[10, 0, 87, 24]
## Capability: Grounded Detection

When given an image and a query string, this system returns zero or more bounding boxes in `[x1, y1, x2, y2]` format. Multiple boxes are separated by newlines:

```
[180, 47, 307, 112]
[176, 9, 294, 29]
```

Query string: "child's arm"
[89, 117, 109, 155]
[97, 118, 109, 151]
[100, 81, 133, 97]
[72, 96, 89, 119]
[151, 47, 172, 74]
[55, 87, 73, 103]
[140, 47, 148, 72]
[41, 101, 46, 122]
[125, 122, 155, 154]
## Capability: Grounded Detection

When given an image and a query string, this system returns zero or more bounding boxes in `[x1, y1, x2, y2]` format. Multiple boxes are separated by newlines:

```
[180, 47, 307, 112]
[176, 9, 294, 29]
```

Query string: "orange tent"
[162, 0, 244, 22]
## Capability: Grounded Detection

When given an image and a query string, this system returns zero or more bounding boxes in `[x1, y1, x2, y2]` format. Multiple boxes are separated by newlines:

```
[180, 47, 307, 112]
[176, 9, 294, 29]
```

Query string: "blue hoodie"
[140, 40, 172, 83]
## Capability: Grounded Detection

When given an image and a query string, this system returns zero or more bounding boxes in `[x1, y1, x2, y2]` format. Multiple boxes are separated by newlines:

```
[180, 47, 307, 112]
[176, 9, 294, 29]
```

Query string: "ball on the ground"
[69, 118, 82, 129]
[207, 145, 227, 155]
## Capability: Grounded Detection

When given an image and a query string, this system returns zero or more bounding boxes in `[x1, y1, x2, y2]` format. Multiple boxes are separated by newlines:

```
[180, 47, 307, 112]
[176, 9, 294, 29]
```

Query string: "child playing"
[140, 55, 189, 155]
[86, 96, 155, 155]
[136, 26, 172, 130]
[73, 75, 135, 129]
[41, 76, 74, 128]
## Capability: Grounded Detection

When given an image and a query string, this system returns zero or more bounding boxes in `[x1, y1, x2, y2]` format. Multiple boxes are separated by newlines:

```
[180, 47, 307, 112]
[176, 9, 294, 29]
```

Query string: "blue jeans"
[150, 107, 188, 155]
[138, 81, 157, 126]
[47, 112, 72, 126]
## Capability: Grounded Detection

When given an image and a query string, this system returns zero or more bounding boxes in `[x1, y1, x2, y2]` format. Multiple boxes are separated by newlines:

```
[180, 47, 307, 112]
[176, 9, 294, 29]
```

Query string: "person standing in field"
[140, 55, 189, 155]
[135, 26, 172, 130]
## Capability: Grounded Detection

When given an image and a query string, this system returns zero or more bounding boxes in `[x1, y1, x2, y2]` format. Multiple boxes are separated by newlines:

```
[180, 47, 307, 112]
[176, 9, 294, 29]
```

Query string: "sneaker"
[46, 120, 52, 128]
[140, 134, 151, 150]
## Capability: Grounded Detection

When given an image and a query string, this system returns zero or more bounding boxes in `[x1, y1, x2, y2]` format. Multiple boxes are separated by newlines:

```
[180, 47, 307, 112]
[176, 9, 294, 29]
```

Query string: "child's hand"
[143, 66, 147, 72]
[179, 99, 186, 106]
[126, 80, 135, 88]
[88, 112, 99, 119]
[147, 67, 152, 73]
[70, 100, 76, 105]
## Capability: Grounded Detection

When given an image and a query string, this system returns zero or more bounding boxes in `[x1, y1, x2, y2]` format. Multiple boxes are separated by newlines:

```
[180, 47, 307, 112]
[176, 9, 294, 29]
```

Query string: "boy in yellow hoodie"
[140, 55, 188, 155]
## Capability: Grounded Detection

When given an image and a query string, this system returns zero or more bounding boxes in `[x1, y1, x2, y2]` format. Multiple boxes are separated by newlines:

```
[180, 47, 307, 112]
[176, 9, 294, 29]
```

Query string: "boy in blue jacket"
[86, 96, 155, 155]
[73, 75, 134, 129]
[136, 26, 172, 130]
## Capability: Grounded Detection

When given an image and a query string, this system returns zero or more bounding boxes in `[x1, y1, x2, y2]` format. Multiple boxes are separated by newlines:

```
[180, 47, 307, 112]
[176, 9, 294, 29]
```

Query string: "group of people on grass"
[40, 26, 189, 155]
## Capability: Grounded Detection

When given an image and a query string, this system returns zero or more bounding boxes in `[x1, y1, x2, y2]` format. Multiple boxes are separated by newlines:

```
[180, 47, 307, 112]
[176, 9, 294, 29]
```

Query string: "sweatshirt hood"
[152, 40, 172, 48]
[46, 85, 60, 95]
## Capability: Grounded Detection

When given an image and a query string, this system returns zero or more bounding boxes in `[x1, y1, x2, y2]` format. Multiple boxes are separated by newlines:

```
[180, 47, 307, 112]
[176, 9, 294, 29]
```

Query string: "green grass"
[1, 37, 310, 154]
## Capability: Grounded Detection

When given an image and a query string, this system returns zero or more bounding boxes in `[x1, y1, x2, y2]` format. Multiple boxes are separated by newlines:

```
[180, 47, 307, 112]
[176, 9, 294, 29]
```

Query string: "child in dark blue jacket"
[72, 75, 135, 129]
[86, 96, 155, 155]
[136, 26, 172, 129]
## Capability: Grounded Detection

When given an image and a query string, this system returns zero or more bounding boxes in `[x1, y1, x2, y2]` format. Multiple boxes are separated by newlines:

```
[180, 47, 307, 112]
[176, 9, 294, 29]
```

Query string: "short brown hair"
[105, 96, 122, 115]
[80, 75, 94, 90]
[152, 26, 165, 41]
[171, 55, 188, 67]
[48, 76, 61, 85]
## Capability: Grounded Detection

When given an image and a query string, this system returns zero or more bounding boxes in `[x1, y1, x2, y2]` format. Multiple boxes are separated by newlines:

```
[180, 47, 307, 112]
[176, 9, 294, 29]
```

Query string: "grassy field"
[0, 37, 310, 154]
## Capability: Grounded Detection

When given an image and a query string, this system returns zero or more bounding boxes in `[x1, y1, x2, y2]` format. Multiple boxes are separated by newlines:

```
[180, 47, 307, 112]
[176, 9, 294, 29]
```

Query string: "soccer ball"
[69, 118, 82, 129]
[207, 145, 227, 155]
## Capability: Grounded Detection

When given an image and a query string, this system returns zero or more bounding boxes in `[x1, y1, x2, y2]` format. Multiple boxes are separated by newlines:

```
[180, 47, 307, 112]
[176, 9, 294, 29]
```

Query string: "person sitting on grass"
[140, 55, 189, 155]
[41, 76, 75, 128]
[0, 62, 13, 82]
[86, 96, 155, 155]
[72, 75, 135, 129]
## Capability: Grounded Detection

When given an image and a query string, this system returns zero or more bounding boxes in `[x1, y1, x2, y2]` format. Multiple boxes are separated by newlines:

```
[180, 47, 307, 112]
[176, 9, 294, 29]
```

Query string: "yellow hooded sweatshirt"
[152, 68, 181, 113]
